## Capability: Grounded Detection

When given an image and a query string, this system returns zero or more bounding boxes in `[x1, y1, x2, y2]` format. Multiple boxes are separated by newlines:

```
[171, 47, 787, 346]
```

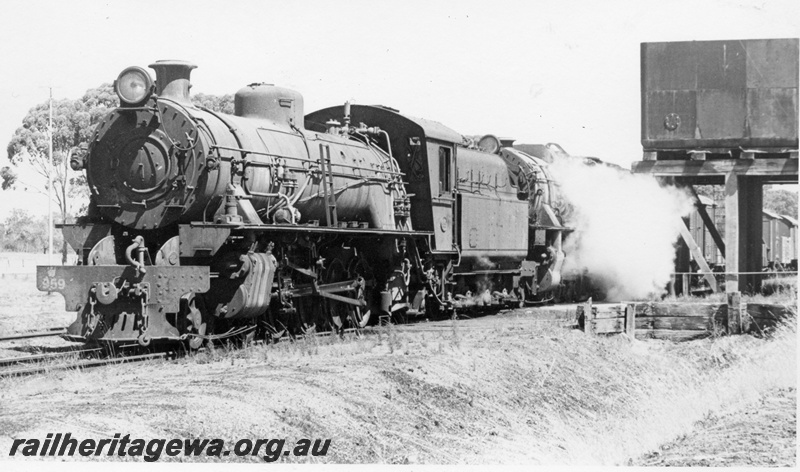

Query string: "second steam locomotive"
[39, 60, 570, 347]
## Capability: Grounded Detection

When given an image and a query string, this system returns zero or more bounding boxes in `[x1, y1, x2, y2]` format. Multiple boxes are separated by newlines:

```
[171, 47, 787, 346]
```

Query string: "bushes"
[0, 209, 63, 253]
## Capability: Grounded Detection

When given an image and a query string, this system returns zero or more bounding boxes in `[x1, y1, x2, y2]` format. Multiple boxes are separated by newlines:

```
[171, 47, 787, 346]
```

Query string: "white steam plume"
[549, 159, 694, 301]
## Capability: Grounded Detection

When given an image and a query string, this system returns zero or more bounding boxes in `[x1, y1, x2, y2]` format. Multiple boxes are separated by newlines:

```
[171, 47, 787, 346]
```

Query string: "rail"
[0, 351, 177, 377]
[0, 347, 103, 368]
[0, 327, 67, 342]
[0, 306, 576, 377]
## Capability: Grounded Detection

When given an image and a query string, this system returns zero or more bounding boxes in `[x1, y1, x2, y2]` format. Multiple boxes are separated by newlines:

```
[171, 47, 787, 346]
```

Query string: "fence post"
[727, 291, 742, 335]
[625, 303, 636, 339]
[681, 274, 690, 296]
[583, 298, 594, 335]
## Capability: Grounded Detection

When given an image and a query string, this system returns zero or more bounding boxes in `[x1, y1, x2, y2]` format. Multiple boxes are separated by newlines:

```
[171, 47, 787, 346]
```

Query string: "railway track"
[0, 351, 179, 377]
[0, 347, 103, 367]
[0, 327, 67, 341]
[0, 305, 579, 378]
[0, 326, 175, 377]
[0, 324, 244, 377]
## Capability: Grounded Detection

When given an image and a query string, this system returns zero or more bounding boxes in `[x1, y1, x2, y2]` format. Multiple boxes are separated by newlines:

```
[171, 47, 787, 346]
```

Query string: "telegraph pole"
[48, 87, 53, 265]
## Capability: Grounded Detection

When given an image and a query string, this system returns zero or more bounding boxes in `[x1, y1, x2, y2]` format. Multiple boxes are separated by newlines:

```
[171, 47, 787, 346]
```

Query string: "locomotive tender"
[38, 60, 568, 347]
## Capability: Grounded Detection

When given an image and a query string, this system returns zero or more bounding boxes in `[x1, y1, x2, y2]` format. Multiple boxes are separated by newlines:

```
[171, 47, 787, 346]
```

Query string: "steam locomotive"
[38, 60, 570, 347]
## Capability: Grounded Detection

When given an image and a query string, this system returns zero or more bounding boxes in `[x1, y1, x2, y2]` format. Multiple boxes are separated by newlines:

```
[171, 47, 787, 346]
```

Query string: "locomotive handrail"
[228, 223, 432, 236]
[294, 179, 379, 205]
[116, 105, 158, 113]
[209, 144, 406, 176]
[379, 130, 393, 159]
[221, 155, 400, 185]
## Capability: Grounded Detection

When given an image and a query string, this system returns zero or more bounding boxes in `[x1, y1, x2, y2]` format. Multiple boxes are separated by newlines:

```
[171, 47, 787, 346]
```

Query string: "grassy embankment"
[0, 301, 794, 464]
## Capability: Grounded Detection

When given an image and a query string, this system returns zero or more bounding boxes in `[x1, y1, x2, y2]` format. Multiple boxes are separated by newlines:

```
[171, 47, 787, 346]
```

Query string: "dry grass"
[0, 274, 794, 464]
[0, 307, 795, 465]
[0, 277, 74, 336]
[633, 386, 795, 466]
[632, 314, 797, 466]
[664, 285, 797, 305]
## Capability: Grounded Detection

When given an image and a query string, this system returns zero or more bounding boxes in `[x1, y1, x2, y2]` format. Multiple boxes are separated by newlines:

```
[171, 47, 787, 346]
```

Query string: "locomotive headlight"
[114, 66, 153, 105]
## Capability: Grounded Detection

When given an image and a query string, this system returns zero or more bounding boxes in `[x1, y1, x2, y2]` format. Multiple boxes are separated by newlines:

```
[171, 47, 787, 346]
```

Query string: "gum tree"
[4, 84, 118, 261]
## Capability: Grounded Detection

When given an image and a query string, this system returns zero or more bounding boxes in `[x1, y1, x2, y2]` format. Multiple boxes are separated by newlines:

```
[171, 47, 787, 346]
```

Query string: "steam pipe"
[246, 190, 297, 224]
[379, 130, 393, 159]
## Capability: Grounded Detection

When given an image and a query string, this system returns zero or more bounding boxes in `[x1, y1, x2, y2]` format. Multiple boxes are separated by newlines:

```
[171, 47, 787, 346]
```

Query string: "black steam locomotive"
[38, 60, 570, 347]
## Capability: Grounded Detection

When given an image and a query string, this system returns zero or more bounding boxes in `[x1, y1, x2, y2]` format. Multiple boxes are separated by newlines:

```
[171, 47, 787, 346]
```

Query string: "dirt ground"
[0, 276, 796, 465]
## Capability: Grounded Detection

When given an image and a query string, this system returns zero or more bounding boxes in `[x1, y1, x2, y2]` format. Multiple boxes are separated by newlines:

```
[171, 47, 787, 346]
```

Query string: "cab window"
[438, 146, 451, 195]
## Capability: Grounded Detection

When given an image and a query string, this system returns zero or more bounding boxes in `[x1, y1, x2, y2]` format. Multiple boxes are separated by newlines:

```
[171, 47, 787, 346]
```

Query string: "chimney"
[149, 60, 197, 104]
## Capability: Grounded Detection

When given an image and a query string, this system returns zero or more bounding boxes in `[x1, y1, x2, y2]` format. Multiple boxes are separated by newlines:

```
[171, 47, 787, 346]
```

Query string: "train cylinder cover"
[234, 83, 304, 126]
[148, 60, 197, 105]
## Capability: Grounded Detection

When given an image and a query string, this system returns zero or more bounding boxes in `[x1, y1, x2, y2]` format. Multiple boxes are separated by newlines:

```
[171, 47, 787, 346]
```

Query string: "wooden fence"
[0, 253, 78, 275]
[578, 300, 793, 341]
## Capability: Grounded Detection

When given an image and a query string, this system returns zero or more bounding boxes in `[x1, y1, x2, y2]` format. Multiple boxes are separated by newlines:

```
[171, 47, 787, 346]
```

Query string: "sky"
[0, 0, 797, 217]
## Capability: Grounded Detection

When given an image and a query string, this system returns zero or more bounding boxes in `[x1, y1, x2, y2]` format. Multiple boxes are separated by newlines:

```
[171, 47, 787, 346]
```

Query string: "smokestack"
[149, 60, 197, 104]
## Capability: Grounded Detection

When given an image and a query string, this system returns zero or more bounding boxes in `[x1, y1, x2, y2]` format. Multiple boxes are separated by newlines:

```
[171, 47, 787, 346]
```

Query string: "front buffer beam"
[36, 265, 210, 344]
